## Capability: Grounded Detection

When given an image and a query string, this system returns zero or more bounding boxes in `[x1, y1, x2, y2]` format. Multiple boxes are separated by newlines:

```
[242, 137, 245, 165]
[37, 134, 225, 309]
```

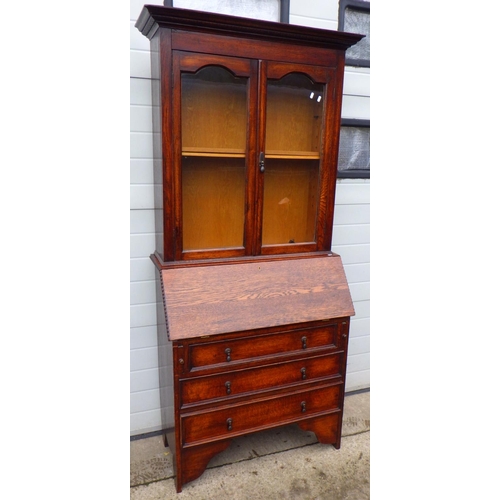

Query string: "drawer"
[188, 324, 340, 371]
[181, 383, 341, 445]
[180, 352, 343, 406]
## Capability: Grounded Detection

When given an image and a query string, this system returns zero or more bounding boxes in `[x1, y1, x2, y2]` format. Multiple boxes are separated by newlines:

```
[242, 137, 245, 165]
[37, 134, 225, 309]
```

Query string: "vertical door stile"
[321, 58, 342, 251]
[245, 59, 260, 257]
[254, 59, 268, 256]
[159, 29, 175, 262]
[316, 68, 332, 252]
[171, 52, 183, 261]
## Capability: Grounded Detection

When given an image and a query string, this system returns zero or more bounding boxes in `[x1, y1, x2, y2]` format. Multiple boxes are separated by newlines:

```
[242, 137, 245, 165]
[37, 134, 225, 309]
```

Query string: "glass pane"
[181, 66, 247, 251]
[182, 157, 245, 250]
[265, 73, 324, 156]
[182, 66, 247, 154]
[262, 160, 319, 245]
[263, 73, 323, 246]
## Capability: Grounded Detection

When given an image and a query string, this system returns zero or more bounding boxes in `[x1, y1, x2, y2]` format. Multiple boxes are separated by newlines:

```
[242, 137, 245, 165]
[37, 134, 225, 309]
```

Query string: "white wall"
[333, 179, 370, 391]
[130, 0, 163, 434]
[289, 0, 370, 393]
[130, 0, 370, 435]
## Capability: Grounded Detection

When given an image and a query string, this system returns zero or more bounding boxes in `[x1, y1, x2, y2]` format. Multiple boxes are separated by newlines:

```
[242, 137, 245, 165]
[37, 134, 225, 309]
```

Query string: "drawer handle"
[226, 418, 233, 431]
[225, 347, 232, 362]
[301, 336, 307, 349]
[225, 381, 231, 395]
[301, 401, 306, 413]
[301, 367, 306, 380]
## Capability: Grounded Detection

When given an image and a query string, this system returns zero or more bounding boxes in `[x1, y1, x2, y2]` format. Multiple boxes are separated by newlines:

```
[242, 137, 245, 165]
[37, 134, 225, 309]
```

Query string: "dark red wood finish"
[170, 317, 351, 492]
[161, 255, 354, 339]
[136, 5, 362, 50]
[135, 5, 362, 493]
[158, 255, 353, 492]
[138, 6, 363, 262]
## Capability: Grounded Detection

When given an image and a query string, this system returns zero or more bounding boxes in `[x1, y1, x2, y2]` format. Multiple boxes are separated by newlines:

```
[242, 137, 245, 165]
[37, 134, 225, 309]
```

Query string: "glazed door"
[173, 54, 338, 260]
[256, 62, 338, 255]
[173, 52, 258, 260]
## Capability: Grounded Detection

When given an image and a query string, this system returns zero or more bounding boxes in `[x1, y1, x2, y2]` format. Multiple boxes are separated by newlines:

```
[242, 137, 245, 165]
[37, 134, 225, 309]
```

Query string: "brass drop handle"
[226, 418, 233, 431]
[225, 347, 231, 362]
[301, 367, 306, 380]
[301, 401, 306, 413]
[301, 336, 307, 349]
[225, 381, 231, 395]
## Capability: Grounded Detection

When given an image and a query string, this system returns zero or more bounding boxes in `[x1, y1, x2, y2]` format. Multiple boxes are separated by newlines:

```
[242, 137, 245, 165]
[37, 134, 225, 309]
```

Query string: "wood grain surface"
[161, 255, 354, 340]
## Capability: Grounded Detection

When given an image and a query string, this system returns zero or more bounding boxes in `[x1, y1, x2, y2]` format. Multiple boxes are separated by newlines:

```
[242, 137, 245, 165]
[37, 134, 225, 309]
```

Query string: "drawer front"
[181, 383, 341, 445]
[180, 352, 343, 406]
[188, 324, 339, 370]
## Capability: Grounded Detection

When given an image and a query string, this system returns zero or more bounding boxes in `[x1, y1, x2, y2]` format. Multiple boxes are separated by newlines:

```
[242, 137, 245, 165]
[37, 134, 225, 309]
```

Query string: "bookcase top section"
[160, 255, 355, 340]
[136, 5, 364, 50]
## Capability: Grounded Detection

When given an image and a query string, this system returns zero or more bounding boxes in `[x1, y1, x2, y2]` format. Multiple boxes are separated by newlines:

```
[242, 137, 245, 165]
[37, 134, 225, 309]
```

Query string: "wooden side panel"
[161, 255, 354, 340]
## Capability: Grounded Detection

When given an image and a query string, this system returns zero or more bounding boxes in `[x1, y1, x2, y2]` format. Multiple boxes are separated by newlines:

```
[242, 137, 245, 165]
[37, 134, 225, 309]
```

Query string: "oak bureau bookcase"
[135, 5, 363, 492]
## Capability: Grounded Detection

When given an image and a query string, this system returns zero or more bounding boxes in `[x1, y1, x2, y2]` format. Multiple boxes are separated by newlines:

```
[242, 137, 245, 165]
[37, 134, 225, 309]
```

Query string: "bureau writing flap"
[160, 254, 354, 340]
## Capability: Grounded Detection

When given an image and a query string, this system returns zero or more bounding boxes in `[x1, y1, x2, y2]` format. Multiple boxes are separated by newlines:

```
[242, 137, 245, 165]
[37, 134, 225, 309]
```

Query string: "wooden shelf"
[182, 148, 320, 160]
[182, 147, 245, 158]
[266, 151, 320, 160]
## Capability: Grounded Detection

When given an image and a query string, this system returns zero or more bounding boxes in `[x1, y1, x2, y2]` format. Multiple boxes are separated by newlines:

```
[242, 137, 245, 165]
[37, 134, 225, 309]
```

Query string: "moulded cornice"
[135, 5, 364, 50]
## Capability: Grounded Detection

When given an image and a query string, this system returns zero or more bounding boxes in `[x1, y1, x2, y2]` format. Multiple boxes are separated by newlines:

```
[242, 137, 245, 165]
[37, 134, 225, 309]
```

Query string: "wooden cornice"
[135, 5, 364, 50]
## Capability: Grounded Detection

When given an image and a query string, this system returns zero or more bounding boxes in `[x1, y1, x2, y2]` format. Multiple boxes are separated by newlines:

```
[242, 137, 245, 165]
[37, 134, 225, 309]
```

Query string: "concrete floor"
[130, 390, 369, 499]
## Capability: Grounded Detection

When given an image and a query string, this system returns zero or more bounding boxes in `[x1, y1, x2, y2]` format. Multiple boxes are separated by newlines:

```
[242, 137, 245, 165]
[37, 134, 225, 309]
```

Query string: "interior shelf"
[182, 148, 320, 160]
[265, 151, 320, 160]
[182, 147, 245, 158]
